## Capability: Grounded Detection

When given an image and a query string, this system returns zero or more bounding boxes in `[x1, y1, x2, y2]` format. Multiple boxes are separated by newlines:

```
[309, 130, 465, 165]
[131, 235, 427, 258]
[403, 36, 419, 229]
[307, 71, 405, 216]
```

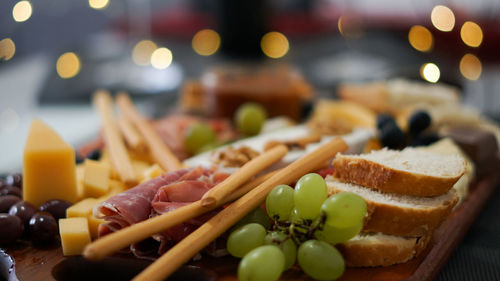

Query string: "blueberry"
[408, 110, 431, 134]
[75, 154, 84, 164]
[379, 123, 405, 149]
[87, 149, 101, 161]
[376, 114, 396, 130]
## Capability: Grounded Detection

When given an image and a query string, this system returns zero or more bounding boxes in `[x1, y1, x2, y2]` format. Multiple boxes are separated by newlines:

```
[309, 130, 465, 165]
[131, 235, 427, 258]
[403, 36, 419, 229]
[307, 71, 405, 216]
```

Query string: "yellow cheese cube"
[23, 119, 79, 208]
[99, 150, 120, 180]
[87, 214, 105, 239]
[76, 164, 85, 200]
[83, 159, 110, 198]
[59, 217, 91, 256]
[66, 198, 99, 218]
[108, 179, 126, 196]
[132, 160, 150, 182]
[142, 164, 165, 182]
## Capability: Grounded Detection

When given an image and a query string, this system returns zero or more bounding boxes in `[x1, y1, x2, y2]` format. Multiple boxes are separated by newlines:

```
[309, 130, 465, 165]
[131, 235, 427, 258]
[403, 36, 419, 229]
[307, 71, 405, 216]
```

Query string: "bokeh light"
[132, 40, 157, 66]
[460, 54, 482, 81]
[89, 0, 109, 10]
[338, 15, 364, 38]
[0, 38, 16, 61]
[12, 1, 32, 22]
[151, 47, 173, 69]
[192, 29, 221, 56]
[420, 63, 440, 83]
[431, 5, 455, 32]
[56, 52, 81, 79]
[408, 25, 433, 52]
[260, 32, 289, 59]
[460, 21, 483, 48]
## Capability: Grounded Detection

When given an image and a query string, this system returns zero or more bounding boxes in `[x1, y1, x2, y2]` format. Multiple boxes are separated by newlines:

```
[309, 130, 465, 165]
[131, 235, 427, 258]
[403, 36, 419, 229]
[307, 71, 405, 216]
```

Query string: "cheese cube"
[66, 198, 98, 218]
[132, 160, 150, 182]
[23, 119, 79, 208]
[108, 179, 126, 196]
[142, 164, 165, 182]
[83, 159, 109, 198]
[99, 150, 120, 180]
[87, 214, 105, 239]
[59, 217, 91, 255]
[76, 164, 85, 200]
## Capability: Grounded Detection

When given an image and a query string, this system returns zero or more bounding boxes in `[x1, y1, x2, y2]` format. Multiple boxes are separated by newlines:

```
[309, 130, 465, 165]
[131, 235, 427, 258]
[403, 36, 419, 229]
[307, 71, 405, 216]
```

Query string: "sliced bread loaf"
[332, 148, 465, 197]
[326, 177, 458, 237]
[338, 232, 431, 267]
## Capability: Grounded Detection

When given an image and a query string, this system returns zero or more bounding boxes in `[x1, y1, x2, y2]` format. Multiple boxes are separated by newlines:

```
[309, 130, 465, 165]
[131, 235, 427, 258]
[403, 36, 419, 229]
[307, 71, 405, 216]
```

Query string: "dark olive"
[0, 195, 21, 213]
[75, 154, 84, 164]
[408, 110, 432, 134]
[87, 149, 102, 161]
[29, 212, 58, 245]
[379, 123, 405, 149]
[5, 173, 22, 189]
[0, 213, 24, 244]
[376, 114, 396, 130]
[0, 185, 22, 198]
[40, 199, 72, 220]
[9, 201, 37, 227]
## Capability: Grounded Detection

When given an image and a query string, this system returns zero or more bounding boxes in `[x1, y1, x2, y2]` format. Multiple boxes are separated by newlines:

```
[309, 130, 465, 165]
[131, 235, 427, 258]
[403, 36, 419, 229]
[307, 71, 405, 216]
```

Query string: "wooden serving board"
[3, 173, 499, 281]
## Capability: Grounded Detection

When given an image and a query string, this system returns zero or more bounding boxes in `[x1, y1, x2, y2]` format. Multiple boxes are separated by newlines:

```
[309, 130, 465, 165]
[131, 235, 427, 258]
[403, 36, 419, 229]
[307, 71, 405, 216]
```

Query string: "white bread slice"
[326, 177, 458, 237]
[338, 232, 431, 267]
[332, 148, 466, 197]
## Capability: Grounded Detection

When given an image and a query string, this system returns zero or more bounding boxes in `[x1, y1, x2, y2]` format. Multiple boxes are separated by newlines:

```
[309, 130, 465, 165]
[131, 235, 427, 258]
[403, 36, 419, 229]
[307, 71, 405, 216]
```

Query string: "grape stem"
[271, 212, 327, 246]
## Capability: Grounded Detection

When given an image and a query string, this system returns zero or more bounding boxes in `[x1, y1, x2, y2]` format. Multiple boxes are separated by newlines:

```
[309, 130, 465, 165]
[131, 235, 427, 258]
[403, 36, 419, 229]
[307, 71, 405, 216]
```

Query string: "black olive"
[40, 199, 72, 220]
[0, 213, 24, 244]
[376, 114, 396, 130]
[87, 149, 102, 161]
[9, 201, 37, 228]
[379, 123, 405, 149]
[29, 212, 58, 245]
[0, 185, 22, 198]
[5, 173, 22, 189]
[0, 195, 21, 213]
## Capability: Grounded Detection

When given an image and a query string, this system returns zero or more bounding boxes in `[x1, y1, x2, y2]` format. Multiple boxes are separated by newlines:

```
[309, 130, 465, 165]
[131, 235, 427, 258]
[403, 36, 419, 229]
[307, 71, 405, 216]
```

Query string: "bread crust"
[338, 234, 431, 267]
[327, 181, 458, 237]
[332, 156, 463, 197]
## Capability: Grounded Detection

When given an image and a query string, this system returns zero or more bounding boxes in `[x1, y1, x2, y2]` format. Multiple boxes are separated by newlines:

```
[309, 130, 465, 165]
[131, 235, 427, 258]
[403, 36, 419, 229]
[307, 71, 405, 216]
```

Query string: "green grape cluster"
[227, 173, 368, 281]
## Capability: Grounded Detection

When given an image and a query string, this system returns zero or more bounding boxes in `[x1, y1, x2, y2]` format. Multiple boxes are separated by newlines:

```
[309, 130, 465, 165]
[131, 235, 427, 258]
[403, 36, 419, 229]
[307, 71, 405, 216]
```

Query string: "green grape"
[266, 185, 295, 221]
[288, 208, 303, 225]
[233, 207, 271, 230]
[321, 192, 367, 228]
[315, 220, 363, 244]
[235, 103, 267, 136]
[264, 231, 297, 269]
[184, 123, 216, 154]
[227, 223, 266, 258]
[294, 173, 328, 220]
[297, 240, 345, 281]
[238, 245, 285, 281]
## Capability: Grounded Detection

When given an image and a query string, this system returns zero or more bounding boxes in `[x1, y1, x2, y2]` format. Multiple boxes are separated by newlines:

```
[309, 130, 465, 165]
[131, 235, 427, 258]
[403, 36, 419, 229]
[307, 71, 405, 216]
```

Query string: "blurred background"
[1, 0, 499, 173]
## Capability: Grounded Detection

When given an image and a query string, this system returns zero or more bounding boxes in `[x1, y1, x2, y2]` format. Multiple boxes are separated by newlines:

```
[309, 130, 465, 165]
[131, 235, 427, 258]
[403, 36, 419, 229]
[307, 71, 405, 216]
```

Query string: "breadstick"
[117, 116, 147, 152]
[116, 92, 182, 171]
[92, 90, 138, 187]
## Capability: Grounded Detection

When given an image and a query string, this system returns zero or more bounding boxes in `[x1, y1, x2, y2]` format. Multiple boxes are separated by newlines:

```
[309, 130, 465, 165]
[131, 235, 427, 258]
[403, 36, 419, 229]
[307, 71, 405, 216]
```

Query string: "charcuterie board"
[3, 167, 498, 281]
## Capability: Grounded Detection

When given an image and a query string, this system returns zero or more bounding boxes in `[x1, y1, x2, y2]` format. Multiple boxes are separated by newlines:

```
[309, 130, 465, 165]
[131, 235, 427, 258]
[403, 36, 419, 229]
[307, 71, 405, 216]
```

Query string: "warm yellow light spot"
[431, 5, 455, 32]
[132, 40, 157, 66]
[12, 1, 32, 22]
[0, 38, 16, 61]
[460, 21, 483, 48]
[151, 47, 173, 69]
[56, 52, 81, 79]
[89, 0, 109, 10]
[460, 54, 482, 81]
[420, 63, 440, 83]
[408, 25, 433, 52]
[338, 15, 364, 38]
[192, 29, 221, 56]
[260, 32, 289, 59]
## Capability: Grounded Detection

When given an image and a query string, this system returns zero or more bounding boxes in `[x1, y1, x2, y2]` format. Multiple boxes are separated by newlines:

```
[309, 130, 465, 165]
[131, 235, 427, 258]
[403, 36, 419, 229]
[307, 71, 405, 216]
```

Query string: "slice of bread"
[326, 177, 458, 237]
[332, 148, 465, 197]
[338, 232, 431, 267]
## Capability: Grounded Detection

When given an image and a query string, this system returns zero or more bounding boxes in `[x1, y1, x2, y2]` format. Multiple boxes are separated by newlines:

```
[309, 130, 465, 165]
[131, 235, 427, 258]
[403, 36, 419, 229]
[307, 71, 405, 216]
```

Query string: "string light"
[431, 5, 455, 32]
[420, 63, 440, 83]
[56, 52, 81, 79]
[260, 32, 289, 59]
[0, 38, 16, 61]
[460, 54, 482, 80]
[151, 47, 173, 69]
[12, 1, 32, 22]
[89, 0, 109, 10]
[192, 29, 221, 56]
[460, 21, 483, 48]
[408, 25, 433, 52]
[132, 40, 157, 66]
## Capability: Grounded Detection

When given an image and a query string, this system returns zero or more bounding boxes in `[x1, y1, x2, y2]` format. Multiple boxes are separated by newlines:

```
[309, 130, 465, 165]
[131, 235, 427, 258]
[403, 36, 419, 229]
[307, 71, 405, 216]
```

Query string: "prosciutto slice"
[94, 166, 230, 259]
